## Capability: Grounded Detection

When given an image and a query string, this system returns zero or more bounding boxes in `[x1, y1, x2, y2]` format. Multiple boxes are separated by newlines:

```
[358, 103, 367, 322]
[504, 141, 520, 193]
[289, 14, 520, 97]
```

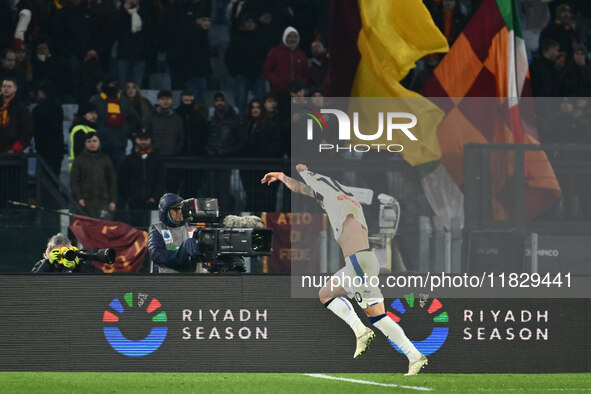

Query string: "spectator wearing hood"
[262, 26, 309, 97]
[148, 193, 201, 273]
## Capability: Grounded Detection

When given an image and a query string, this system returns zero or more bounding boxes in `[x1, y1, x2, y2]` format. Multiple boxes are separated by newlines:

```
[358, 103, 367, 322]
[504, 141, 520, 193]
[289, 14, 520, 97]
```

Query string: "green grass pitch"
[0, 373, 590, 393]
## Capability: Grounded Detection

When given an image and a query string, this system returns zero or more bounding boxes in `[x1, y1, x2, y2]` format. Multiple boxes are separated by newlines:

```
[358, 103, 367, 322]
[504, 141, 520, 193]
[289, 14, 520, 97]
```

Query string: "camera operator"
[32, 233, 83, 273]
[148, 193, 201, 273]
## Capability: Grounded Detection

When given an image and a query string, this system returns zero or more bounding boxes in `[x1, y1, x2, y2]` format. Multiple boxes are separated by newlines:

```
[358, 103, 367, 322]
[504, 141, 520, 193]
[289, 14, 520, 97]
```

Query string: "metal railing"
[0, 154, 439, 273]
[0, 154, 27, 205]
[163, 156, 434, 220]
[0, 153, 84, 214]
[464, 143, 591, 273]
[34, 154, 86, 214]
[464, 143, 591, 235]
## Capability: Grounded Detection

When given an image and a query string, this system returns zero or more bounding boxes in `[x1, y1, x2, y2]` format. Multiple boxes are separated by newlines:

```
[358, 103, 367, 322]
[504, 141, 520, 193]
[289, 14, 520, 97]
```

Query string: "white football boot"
[353, 327, 375, 359]
[405, 354, 428, 376]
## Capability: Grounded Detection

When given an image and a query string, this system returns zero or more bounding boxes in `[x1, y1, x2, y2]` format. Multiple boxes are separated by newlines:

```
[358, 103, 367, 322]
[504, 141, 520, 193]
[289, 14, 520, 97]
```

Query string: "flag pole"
[7, 200, 75, 217]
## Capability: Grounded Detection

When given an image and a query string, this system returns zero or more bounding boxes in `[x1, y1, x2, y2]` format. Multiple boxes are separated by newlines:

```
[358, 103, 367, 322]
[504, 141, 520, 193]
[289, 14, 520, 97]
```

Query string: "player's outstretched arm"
[261, 171, 314, 198]
[283, 175, 315, 198]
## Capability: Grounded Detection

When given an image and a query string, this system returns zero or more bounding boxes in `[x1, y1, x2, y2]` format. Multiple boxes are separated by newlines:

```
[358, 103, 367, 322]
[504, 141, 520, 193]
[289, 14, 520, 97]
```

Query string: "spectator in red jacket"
[262, 26, 309, 97]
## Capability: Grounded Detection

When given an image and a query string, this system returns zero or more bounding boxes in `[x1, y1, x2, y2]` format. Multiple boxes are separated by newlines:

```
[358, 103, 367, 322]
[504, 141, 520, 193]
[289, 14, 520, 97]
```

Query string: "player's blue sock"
[324, 297, 366, 337]
[370, 313, 421, 362]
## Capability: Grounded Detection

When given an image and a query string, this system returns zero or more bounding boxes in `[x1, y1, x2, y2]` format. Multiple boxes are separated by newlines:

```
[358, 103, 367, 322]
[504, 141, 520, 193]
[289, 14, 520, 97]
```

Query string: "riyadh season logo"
[304, 108, 418, 154]
[103, 292, 168, 357]
[387, 294, 449, 356]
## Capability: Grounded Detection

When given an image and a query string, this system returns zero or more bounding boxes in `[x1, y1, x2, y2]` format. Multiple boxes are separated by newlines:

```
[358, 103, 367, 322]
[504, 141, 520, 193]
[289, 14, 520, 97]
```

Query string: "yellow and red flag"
[326, 0, 560, 226]
[422, 0, 561, 221]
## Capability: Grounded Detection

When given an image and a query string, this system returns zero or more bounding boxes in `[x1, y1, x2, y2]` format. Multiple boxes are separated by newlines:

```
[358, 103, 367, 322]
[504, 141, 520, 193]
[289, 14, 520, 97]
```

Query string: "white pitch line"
[303, 373, 433, 391]
[449, 389, 591, 392]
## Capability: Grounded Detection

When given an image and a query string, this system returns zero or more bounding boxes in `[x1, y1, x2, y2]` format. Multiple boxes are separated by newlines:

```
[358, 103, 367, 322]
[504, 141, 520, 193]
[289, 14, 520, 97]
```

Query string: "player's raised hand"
[295, 164, 308, 172]
[261, 172, 284, 185]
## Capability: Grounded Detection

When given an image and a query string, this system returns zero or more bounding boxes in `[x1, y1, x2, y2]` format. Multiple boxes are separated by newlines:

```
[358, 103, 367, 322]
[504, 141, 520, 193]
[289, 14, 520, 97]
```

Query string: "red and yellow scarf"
[0, 96, 13, 129]
[100, 92, 126, 127]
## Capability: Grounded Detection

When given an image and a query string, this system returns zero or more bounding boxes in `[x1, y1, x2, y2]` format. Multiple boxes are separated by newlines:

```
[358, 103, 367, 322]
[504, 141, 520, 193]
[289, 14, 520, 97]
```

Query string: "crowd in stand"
[1, 0, 590, 220]
[410, 1, 591, 97]
[0, 0, 330, 217]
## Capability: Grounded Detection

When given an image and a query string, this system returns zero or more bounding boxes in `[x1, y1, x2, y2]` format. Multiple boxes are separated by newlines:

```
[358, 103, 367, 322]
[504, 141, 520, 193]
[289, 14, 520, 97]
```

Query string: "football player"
[261, 163, 428, 375]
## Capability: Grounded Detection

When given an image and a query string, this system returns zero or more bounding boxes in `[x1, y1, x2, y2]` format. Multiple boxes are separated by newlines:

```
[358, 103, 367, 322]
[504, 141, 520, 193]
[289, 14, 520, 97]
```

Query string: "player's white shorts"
[332, 250, 384, 309]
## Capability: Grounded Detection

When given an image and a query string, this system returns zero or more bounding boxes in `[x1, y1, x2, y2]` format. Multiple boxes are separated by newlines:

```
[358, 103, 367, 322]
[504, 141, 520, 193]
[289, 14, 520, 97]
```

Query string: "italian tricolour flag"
[420, 0, 560, 227]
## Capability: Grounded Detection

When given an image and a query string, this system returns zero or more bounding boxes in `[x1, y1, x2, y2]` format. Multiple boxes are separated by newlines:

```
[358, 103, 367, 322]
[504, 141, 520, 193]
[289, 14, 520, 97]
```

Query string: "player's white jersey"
[299, 170, 368, 240]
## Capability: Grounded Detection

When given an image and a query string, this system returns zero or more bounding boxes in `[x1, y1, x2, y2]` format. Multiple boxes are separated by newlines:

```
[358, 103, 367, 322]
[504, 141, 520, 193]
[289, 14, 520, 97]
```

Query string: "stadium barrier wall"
[0, 275, 589, 373]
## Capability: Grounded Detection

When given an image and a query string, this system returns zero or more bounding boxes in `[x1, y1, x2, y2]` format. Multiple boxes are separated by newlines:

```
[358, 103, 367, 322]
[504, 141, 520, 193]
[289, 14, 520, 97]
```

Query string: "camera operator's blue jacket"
[148, 193, 200, 273]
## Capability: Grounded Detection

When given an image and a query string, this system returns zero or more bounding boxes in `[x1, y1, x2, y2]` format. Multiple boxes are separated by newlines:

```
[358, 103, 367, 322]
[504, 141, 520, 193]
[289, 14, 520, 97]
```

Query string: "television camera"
[180, 198, 273, 273]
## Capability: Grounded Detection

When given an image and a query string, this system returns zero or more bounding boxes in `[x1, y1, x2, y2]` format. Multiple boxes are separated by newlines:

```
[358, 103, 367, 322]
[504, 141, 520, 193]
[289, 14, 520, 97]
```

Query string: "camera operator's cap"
[157, 89, 173, 99]
[214, 91, 225, 101]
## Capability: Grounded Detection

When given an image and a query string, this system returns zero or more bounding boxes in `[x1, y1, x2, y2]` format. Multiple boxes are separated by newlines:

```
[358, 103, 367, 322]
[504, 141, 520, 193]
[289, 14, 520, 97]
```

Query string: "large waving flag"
[350, 0, 449, 167]
[422, 0, 561, 222]
[325, 0, 457, 227]
[70, 215, 148, 273]
[325, 0, 559, 228]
